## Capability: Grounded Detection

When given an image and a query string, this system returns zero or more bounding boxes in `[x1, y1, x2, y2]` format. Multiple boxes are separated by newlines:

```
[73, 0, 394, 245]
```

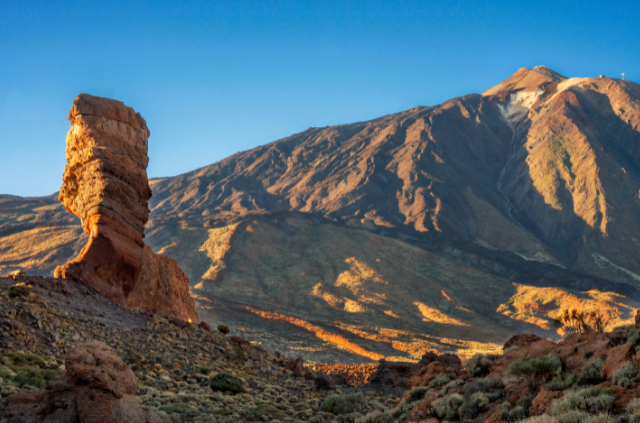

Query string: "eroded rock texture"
[2, 342, 162, 423]
[54, 94, 197, 322]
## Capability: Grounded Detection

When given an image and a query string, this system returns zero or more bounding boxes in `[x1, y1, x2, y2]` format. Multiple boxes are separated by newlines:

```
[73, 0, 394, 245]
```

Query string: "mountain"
[2, 66, 640, 362]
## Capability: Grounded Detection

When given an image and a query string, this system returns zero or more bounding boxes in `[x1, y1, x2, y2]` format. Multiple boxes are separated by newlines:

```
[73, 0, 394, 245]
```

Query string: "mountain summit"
[2, 67, 640, 361]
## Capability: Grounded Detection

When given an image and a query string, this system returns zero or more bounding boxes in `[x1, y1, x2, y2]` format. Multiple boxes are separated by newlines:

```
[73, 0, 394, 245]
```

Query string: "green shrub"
[330, 372, 350, 386]
[612, 363, 637, 388]
[580, 359, 604, 383]
[551, 388, 615, 416]
[199, 366, 211, 375]
[5, 352, 46, 367]
[465, 354, 495, 377]
[8, 283, 32, 298]
[508, 355, 561, 390]
[471, 391, 490, 408]
[246, 403, 286, 419]
[500, 402, 527, 422]
[398, 387, 427, 407]
[209, 372, 244, 394]
[543, 374, 577, 391]
[354, 410, 395, 423]
[627, 398, 640, 423]
[217, 324, 230, 334]
[12, 368, 63, 389]
[339, 412, 364, 423]
[431, 394, 465, 420]
[440, 379, 464, 396]
[158, 403, 192, 414]
[428, 373, 453, 388]
[320, 392, 366, 415]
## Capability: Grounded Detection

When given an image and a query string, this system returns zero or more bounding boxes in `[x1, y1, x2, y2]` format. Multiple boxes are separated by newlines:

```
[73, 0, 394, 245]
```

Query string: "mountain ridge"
[2, 67, 640, 362]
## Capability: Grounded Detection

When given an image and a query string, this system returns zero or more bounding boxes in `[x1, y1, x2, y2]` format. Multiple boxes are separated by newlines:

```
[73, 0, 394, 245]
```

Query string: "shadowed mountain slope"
[2, 66, 640, 361]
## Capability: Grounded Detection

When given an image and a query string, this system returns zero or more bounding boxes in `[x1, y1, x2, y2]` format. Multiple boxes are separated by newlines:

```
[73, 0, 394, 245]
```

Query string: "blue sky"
[1, 0, 639, 196]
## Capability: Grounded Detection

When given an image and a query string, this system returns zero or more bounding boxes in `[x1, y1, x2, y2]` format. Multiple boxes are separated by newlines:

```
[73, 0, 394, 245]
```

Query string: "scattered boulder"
[529, 389, 563, 416]
[229, 336, 249, 346]
[198, 321, 211, 332]
[368, 359, 419, 396]
[171, 317, 192, 330]
[53, 94, 197, 323]
[304, 368, 318, 381]
[1, 341, 161, 423]
[315, 374, 335, 390]
[285, 357, 305, 378]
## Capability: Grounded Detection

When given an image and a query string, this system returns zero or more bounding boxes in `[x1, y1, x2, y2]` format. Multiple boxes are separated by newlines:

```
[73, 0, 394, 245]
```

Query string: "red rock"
[230, 336, 249, 346]
[601, 342, 635, 379]
[198, 321, 212, 332]
[529, 389, 563, 416]
[304, 368, 318, 381]
[1, 341, 160, 423]
[250, 349, 263, 362]
[285, 357, 305, 377]
[170, 317, 192, 330]
[53, 94, 197, 323]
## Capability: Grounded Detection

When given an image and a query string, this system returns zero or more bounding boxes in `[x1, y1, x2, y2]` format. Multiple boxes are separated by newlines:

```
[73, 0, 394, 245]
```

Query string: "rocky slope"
[3, 274, 640, 423]
[1, 67, 640, 362]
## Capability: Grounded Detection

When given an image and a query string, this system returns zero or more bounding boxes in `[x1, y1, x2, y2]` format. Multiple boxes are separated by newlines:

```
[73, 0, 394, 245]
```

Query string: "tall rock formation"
[54, 94, 198, 322]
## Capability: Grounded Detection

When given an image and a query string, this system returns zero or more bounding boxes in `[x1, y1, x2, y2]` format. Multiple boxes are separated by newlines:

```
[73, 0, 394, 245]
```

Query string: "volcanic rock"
[314, 374, 336, 390]
[1, 341, 161, 423]
[285, 357, 305, 378]
[53, 94, 197, 323]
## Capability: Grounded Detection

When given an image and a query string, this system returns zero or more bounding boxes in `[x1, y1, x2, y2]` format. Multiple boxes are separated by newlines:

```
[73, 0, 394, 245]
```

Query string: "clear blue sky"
[1, 0, 638, 196]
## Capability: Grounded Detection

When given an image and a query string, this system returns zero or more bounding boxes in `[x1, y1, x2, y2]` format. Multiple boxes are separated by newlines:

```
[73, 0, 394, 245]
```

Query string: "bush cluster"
[508, 355, 561, 390]
[551, 387, 616, 417]
[428, 372, 455, 388]
[209, 372, 244, 394]
[320, 392, 366, 415]
[543, 373, 577, 391]
[580, 359, 604, 384]
[465, 354, 496, 377]
[612, 363, 639, 388]
[8, 282, 32, 298]
[431, 394, 465, 420]
[217, 324, 230, 334]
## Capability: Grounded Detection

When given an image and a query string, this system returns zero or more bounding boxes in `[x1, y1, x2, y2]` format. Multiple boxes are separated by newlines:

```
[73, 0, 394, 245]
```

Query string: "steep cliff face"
[53, 94, 198, 322]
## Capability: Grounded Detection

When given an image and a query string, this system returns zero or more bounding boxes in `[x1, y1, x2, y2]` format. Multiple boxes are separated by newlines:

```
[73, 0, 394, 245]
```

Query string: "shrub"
[398, 387, 427, 407]
[471, 391, 490, 408]
[543, 374, 577, 391]
[612, 363, 637, 388]
[8, 282, 32, 298]
[330, 372, 350, 386]
[580, 359, 604, 384]
[627, 398, 640, 423]
[465, 354, 495, 377]
[209, 372, 244, 394]
[217, 324, 230, 334]
[465, 378, 493, 396]
[320, 392, 366, 415]
[6, 352, 47, 367]
[428, 373, 453, 388]
[199, 366, 211, 375]
[431, 394, 465, 420]
[13, 368, 62, 389]
[553, 309, 609, 335]
[508, 355, 561, 390]
[440, 379, 464, 396]
[551, 388, 615, 416]
[246, 403, 286, 419]
[500, 402, 527, 422]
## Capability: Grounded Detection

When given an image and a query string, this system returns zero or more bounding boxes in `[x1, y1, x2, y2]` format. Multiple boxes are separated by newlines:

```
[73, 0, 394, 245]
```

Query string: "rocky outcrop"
[53, 94, 197, 323]
[1, 341, 161, 423]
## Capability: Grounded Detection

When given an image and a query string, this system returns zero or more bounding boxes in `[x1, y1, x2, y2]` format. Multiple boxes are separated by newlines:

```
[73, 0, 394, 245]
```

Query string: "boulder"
[53, 94, 197, 323]
[285, 357, 305, 378]
[315, 374, 335, 390]
[601, 342, 635, 379]
[1, 341, 161, 423]
[368, 359, 420, 396]
[198, 321, 212, 332]
[529, 389, 563, 416]
[304, 368, 318, 381]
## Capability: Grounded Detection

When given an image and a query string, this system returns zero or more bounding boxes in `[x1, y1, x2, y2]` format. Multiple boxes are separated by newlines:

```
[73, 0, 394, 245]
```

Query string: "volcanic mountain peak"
[483, 65, 566, 97]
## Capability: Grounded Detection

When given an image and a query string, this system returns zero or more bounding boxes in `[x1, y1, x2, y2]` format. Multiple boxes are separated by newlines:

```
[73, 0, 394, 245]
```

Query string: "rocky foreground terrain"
[4, 273, 640, 423]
